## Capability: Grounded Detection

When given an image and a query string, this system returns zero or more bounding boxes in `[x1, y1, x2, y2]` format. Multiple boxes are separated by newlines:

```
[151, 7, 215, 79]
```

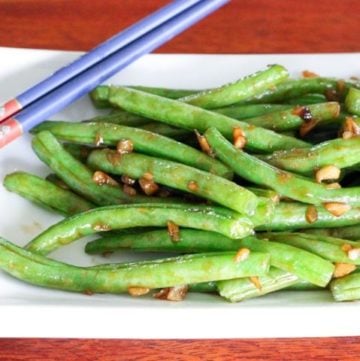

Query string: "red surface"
[0, 338, 360, 361]
[1, 0, 359, 53]
[1, 0, 360, 359]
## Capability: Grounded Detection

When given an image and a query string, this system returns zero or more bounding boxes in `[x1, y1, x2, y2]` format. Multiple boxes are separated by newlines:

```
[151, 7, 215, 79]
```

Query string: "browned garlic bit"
[342, 131, 353, 140]
[139, 172, 159, 195]
[141, 172, 154, 181]
[94, 132, 104, 146]
[333, 263, 356, 278]
[325, 88, 339, 102]
[128, 287, 150, 297]
[336, 80, 346, 95]
[123, 184, 137, 196]
[187, 180, 199, 192]
[341, 243, 353, 253]
[292, 106, 312, 121]
[323, 202, 351, 217]
[347, 248, 360, 261]
[315, 165, 341, 184]
[302, 70, 319, 78]
[249, 276, 262, 290]
[116, 139, 134, 154]
[293, 105, 319, 137]
[325, 182, 341, 190]
[167, 221, 180, 242]
[342, 116, 360, 139]
[299, 118, 318, 137]
[234, 248, 250, 263]
[305, 205, 318, 224]
[195, 129, 214, 156]
[121, 174, 136, 185]
[154, 285, 188, 301]
[92, 171, 119, 186]
[93, 223, 112, 232]
[233, 127, 247, 149]
[269, 193, 281, 203]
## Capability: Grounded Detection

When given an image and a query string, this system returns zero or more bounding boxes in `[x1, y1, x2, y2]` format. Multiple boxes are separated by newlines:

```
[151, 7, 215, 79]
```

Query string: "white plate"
[0, 47, 360, 339]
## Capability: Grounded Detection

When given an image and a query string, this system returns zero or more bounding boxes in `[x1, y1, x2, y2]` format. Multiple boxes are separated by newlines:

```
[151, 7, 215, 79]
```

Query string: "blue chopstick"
[0, 0, 204, 124]
[0, 0, 229, 148]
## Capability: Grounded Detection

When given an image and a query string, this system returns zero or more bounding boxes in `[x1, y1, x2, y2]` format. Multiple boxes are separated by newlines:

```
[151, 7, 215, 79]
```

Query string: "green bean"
[180, 65, 289, 109]
[260, 137, 360, 176]
[90, 85, 200, 108]
[26, 204, 255, 255]
[258, 202, 360, 231]
[219, 274, 320, 297]
[130, 85, 199, 99]
[84, 111, 191, 138]
[240, 77, 358, 104]
[32, 131, 165, 206]
[276, 232, 360, 247]
[0, 237, 270, 295]
[261, 232, 360, 265]
[82, 202, 277, 254]
[302, 225, 360, 240]
[217, 267, 299, 302]
[89, 85, 112, 108]
[93, 77, 360, 108]
[85, 229, 245, 255]
[32, 122, 232, 179]
[107, 87, 310, 152]
[96, 101, 291, 123]
[345, 87, 360, 116]
[213, 104, 291, 120]
[189, 282, 217, 293]
[45, 173, 70, 190]
[97, 67, 289, 109]
[279, 130, 297, 137]
[250, 198, 276, 226]
[84, 110, 149, 127]
[138, 122, 191, 138]
[205, 127, 360, 207]
[87, 149, 258, 215]
[62, 143, 93, 162]
[246, 188, 279, 203]
[285, 94, 328, 105]
[227, 102, 340, 132]
[3, 172, 94, 216]
[286, 279, 320, 291]
[330, 273, 360, 301]
[237, 237, 334, 287]
[83, 205, 277, 251]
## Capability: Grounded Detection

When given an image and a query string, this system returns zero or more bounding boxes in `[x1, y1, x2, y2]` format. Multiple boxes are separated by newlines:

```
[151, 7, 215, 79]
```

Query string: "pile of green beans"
[2, 64, 360, 303]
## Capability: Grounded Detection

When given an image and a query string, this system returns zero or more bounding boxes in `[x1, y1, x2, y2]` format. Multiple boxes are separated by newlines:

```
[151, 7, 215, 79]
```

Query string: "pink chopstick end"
[0, 117, 23, 148]
[0, 99, 22, 123]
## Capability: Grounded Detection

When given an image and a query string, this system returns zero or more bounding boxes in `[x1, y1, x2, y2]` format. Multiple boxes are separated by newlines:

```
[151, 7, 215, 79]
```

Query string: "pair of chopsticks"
[0, 0, 229, 148]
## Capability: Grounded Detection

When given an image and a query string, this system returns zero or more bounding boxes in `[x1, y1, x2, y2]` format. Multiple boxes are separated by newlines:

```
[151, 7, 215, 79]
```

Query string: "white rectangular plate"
[0, 47, 360, 339]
